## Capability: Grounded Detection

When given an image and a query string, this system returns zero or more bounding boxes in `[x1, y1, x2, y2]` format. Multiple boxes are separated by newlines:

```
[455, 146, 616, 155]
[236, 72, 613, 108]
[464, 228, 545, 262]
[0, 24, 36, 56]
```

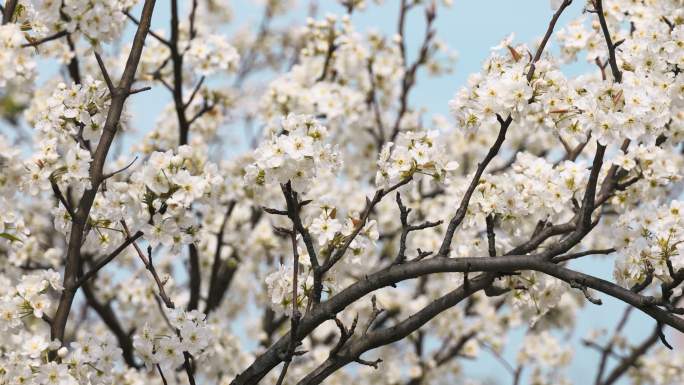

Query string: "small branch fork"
[592, 0, 622, 82]
[570, 280, 603, 305]
[394, 192, 442, 264]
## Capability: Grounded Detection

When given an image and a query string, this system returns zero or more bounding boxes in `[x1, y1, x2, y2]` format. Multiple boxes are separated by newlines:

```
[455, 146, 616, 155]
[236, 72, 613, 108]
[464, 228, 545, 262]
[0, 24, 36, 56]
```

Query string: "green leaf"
[0, 233, 22, 243]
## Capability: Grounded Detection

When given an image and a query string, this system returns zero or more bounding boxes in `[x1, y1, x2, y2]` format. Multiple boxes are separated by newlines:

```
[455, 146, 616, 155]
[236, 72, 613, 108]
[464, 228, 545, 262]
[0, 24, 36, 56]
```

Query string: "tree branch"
[1, 0, 16, 24]
[232, 255, 684, 385]
[50, 0, 157, 349]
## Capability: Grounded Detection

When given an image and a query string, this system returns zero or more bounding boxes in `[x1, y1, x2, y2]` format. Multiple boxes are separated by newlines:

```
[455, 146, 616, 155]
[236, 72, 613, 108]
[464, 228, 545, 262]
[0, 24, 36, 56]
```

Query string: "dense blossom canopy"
[0, 0, 683, 384]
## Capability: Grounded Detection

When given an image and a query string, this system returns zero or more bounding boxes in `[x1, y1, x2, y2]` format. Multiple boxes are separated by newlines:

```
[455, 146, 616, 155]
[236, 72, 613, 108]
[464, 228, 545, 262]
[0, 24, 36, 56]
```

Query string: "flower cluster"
[132, 145, 223, 248]
[66, 334, 124, 384]
[30, 0, 135, 44]
[545, 16, 682, 147]
[309, 205, 379, 256]
[613, 200, 684, 289]
[449, 41, 533, 133]
[517, 331, 573, 385]
[375, 131, 459, 188]
[535, 69, 672, 146]
[245, 114, 341, 194]
[20, 77, 109, 199]
[264, 263, 311, 316]
[505, 271, 569, 326]
[0, 270, 62, 330]
[186, 33, 240, 76]
[30, 77, 109, 142]
[0, 24, 36, 89]
[134, 308, 210, 369]
[0, 137, 29, 249]
[468, 152, 589, 224]
[626, 347, 684, 384]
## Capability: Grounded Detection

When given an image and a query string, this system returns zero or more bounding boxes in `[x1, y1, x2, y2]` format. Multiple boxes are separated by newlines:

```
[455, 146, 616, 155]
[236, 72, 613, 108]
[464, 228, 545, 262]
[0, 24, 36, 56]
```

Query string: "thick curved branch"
[231, 255, 684, 385]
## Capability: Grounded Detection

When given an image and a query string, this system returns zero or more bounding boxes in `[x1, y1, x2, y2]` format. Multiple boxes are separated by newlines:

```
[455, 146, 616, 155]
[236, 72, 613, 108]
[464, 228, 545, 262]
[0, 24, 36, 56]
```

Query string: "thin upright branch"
[593, 0, 622, 82]
[94, 51, 115, 93]
[437, 115, 511, 257]
[486, 215, 496, 257]
[50, 0, 157, 349]
[275, 226, 304, 385]
[205, 202, 237, 314]
[394, 192, 442, 264]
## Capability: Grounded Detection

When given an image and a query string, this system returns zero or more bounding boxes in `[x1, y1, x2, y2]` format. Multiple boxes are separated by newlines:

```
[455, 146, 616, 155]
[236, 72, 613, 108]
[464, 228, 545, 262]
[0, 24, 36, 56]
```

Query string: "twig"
[75, 231, 143, 287]
[94, 51, 115, 93]
[121, 220, 175, 308]
[128, 86, 152, 95]
[570, 280, 603, 305]
[361, 295, 384, 336]
[156, 364, 169, 385]
[486, 215, 496, 257]
[205, 202, 237, 314]
[184, 76, 205, 110]
[50, 179, 76, 219]
[552, 248, 616, 263]
[102, 156, 138, 180]
[527, 0, 573, 82]
[21, 30, 68, 47]
[125, 10, 171, 47]
[389, 2, 435, 142]
[274, 226, 304, 385]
